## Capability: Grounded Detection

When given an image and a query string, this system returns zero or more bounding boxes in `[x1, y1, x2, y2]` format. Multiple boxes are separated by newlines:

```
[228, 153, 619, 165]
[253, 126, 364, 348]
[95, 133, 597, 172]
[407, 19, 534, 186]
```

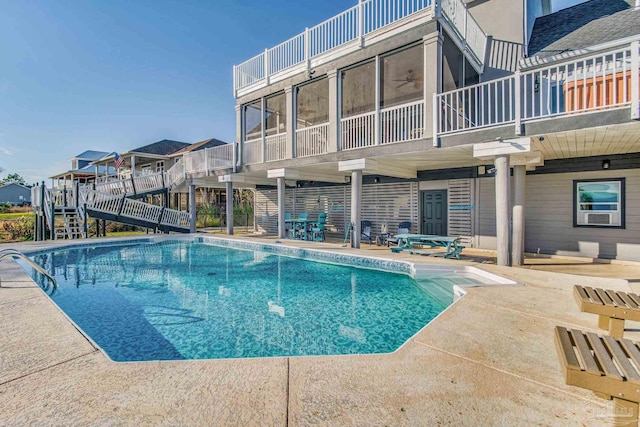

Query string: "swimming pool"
[24, 238, 497, 362]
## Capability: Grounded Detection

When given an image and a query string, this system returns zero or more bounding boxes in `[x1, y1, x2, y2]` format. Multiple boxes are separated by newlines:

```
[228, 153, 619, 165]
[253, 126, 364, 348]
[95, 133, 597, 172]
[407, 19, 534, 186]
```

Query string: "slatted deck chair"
[386, 221, 411, 247]
[361, 220, 372, 245]
[574, 285, 640, 339]
[310, 213, 328, 241]
[555, 326, 640, 426]
[284, 212, 293, 238]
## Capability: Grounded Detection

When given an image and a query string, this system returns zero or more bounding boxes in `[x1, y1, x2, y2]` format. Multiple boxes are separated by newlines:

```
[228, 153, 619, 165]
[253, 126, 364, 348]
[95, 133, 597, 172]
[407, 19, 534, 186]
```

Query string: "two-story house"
[218, 0, 640, 265]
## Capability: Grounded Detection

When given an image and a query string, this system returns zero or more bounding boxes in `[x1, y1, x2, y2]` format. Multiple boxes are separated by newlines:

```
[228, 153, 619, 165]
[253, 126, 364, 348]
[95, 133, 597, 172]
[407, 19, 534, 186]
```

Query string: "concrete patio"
[1, 235, 637, 426]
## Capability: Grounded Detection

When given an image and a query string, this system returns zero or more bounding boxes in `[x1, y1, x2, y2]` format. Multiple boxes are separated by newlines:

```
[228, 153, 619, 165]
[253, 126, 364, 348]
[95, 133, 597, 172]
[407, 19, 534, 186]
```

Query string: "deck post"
[328, 70, 339, 153]
[189, 184, 196, 233]
[277, 177, 286, 239]
[512, 165, 526, 266]
[423, 31, 443, 147]
[350, 170, 362, 248]
[495, 154, 511, 266]
[226, 181, 234, 235]
[285, 87, 294, 159]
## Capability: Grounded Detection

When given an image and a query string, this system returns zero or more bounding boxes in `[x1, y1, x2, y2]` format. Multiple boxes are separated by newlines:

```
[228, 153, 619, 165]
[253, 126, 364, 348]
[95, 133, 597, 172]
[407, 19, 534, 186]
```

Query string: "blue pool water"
[28, 241, 456, 361]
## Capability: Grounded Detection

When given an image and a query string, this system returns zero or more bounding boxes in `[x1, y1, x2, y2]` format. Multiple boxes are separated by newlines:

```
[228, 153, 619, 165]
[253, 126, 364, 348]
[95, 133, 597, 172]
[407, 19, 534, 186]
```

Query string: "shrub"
[0, 202, 11, 213]
[2, 215, 34, 241]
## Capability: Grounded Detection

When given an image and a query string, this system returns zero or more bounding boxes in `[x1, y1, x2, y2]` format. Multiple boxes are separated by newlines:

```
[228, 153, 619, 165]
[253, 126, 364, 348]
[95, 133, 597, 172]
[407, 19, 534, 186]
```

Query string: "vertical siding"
[254, 182, 419, 237]
[475, 169, 640, 261]
[448, 179, 474, 246]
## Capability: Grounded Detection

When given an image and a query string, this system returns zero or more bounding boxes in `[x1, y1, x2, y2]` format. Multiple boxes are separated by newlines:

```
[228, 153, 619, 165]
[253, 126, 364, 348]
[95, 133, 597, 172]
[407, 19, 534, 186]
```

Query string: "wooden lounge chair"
[554, 326, 640, 426]
[574, 285, 640, 339]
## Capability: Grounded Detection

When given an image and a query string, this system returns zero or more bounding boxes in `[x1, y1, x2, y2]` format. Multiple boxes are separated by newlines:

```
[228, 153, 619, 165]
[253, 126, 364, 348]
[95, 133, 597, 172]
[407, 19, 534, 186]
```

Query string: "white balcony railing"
[341, 111, 376, 150]
[243, 138, 263, 165]
[234, 0, 433, 93]
[296, 123, 329, 157]
[436, 41, 639, 136]
[207, 144, 235, 170]
[265, 133, 288, 162]
[184, 150, 207, 174]
[436, 75, 516, 134]
[381, 100, 424, 144]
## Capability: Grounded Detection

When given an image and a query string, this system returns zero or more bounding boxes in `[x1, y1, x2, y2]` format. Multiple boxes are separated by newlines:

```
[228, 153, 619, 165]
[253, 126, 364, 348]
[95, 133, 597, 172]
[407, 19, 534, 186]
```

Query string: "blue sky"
[0, 0, 587, 184]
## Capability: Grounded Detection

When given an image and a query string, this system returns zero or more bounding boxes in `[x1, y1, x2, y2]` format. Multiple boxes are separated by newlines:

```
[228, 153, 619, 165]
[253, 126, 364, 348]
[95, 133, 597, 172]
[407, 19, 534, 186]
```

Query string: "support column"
[512, 165, 526, 266]
[235, 104, 243, 166]
[226, 181, 234, 235]
[327, 70, 339, 153]
[423, 31, 443, 146]
[277, 177, 286, 239]
[495, 155, 511, 266]
[189, 184, 196, 233]
[285, 86, 294, 159]
[350, 170, 362, 248]
[131, 155, 136, 177]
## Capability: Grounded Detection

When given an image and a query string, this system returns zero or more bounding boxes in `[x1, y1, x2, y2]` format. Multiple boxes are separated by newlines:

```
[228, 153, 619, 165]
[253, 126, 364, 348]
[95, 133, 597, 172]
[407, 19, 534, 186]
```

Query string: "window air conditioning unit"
[585, 212, 612, 226]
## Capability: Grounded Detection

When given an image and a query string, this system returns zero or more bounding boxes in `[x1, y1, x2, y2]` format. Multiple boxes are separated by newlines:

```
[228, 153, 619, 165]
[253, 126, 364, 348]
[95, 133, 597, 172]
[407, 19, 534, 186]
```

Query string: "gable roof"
[0, 182, 31, 191]
[528, 0, 639, 60]
[128, 139, 190, 156]
[74, 150, 110, 161]
[168, 138, 229, 157]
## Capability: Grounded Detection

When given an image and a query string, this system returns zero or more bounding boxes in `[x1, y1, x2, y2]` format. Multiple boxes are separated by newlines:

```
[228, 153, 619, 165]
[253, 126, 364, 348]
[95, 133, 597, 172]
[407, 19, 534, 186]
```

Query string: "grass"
[0, 212, 34, 220]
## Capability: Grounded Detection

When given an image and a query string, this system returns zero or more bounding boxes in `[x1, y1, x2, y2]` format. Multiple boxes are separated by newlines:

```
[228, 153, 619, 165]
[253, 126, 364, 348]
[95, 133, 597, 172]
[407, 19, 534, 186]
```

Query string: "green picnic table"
[390, 234, 465, 260]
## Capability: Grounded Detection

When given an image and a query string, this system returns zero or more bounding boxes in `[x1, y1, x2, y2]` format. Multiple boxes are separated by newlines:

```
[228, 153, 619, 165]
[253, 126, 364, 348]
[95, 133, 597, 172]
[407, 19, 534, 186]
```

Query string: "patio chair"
[386, 221, 411, 247]
[310, 213, 328, 241]
[361, 220, 372, 245]
[284, 212, 293, 238]
[573, 285, 640, 339]
[554, 325, 640, 426]
[294, 212, 308, 240]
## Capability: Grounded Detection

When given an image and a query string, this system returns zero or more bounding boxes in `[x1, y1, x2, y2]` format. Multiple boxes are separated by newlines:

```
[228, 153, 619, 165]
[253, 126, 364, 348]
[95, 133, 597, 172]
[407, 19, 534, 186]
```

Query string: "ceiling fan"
[394, 69, 422, 90]
[298, 105, 316, 118]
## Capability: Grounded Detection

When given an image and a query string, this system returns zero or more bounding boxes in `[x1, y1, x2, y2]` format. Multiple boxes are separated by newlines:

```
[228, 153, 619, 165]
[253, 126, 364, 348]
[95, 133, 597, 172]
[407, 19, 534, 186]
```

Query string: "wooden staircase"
[53, 207, 85, 240]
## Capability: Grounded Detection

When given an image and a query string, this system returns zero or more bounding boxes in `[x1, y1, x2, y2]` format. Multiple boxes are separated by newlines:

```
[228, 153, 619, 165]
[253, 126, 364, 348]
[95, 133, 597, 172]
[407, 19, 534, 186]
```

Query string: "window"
[156, 161, 165, 173]
[380, 44, 423, 109]
[243, 100, 262, 142]
[574, 178, 625, 228]
[341, 60, 375, 118]
[265, 93, 286, 136]
[296, 78, 329, 128]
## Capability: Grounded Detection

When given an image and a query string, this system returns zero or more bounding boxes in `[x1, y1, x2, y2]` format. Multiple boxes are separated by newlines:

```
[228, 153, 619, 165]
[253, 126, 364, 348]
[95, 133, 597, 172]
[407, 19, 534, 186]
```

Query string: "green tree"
[1, 173, 27, 186]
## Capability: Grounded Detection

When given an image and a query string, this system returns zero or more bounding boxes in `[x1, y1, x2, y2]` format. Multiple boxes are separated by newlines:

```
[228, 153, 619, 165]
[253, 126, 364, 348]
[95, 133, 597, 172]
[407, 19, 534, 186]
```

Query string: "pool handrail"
[0, 248, 57, 294]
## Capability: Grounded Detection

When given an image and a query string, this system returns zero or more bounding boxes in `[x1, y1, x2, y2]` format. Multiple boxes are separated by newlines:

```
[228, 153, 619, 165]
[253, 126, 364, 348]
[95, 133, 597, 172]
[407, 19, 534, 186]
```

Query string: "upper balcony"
[233, 0, 488, 98]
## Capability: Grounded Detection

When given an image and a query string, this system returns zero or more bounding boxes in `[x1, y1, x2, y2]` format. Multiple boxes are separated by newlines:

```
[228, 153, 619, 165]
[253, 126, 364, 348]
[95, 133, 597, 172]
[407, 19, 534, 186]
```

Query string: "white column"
[327, 70, 339, 153]
[512, 165, 526, 266]
[235, 105, 243, 165]
[188, 184, 196, 233]
[226, 181, 234, 235]
[423, 32, 443, 146]
[495, 155, 511, 266]
[277, 177, 286, 239]
[350, 170, 362, 248]
[131, 155, 136, 177]
[285, 86, 294, 159]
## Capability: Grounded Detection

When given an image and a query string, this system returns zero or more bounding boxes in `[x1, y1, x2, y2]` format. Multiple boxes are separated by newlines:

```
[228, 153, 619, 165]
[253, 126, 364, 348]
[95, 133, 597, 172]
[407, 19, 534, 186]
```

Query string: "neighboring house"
[50, 150, 116, 187]
[0, 183, 31, 206]
[197, 0, 640, 263]
[91, 139, 190, 178]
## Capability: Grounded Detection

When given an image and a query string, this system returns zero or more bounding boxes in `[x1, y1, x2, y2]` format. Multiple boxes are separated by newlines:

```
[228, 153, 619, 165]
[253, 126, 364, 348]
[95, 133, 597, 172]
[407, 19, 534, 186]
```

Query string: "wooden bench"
[574, 285, 640, 339]
[555, 326, 640, 426]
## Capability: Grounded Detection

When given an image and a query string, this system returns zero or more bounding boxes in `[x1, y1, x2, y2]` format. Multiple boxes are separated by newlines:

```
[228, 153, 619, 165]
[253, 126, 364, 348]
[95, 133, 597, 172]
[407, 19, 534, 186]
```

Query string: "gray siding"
[0, 184, 31, 205]
[476, 169, 640, 261]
